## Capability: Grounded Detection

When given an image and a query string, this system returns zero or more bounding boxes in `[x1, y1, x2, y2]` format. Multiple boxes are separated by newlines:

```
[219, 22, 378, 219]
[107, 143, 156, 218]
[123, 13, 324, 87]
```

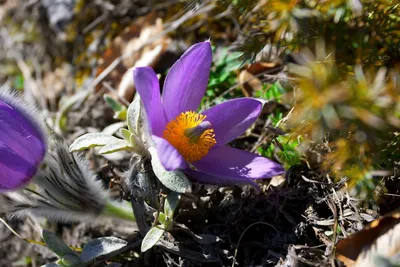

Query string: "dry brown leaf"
[238, 62, 281, 96]
[355, 222, 400, 267]
[336, 212, 400, 266]
[268, 175, 286, 188]
[247, 62, 279, 74]
[239, 70, 263, 97]
[96, 13, 170, 102]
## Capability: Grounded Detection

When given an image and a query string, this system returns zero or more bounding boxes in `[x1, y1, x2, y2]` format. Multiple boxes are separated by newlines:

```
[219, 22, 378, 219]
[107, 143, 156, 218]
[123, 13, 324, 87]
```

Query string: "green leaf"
[157, 212, 167, 225]
[127, 96, 141, 135]
[141, 226, 165, 252]
[13, 74, 24, 91]
[126, 96, 152, 143]
[120, 128, 133, 143]
[69, 133, 122, 152]
[98, 139, 132, 154]
[55, 259, 64, 266]
[149, 147, 192, 193]
[61, 254, 82, 267]
[164, 192, 180, 218]
[42, 230, 79, 259]
[80, 237, 127, 264]
[119, 128, 146, 155]
[102, 122, 126, 135]
[104, 94, 125, 112]
[104, 94, 127, 120]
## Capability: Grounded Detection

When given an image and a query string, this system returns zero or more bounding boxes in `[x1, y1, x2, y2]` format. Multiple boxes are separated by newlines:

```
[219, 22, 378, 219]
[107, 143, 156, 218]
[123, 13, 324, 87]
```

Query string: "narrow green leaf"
[69, 133, 121, 152]
[102, 122, 126, 135]
[137, 100, 152, 141]
[141, 226, 165, 252]
[127, 96, 141, 135]
[114, 110, 127, 120]
[42, 230, 78, 259]
[164, 192, 180, 218]
[104, 94, 125, 112]
[99, 139, 131, 154]
[157, 212, 167, 225]
[120, 128, 133, 143]
[103, 94, 127, 120]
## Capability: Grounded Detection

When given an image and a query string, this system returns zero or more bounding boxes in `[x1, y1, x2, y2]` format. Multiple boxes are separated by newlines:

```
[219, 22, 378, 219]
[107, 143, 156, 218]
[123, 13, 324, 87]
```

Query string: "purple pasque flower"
[133, 41, 285, 185]
[0, 90, 47, 192]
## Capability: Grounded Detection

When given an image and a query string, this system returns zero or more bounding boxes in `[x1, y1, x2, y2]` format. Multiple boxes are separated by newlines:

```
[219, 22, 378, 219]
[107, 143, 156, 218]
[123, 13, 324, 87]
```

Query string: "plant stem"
[104, 200, 136, 222]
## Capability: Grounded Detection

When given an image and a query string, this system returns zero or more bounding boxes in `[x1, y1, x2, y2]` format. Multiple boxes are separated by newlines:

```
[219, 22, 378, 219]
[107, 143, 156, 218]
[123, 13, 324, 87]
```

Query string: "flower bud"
[0, 90, 47, 192]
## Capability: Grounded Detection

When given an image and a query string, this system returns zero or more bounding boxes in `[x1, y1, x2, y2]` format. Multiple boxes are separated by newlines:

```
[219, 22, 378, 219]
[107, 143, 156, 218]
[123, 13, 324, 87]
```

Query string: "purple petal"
[184, 168, 259, 188]
[0, 144, 37, 191]
[162, 41, 212, 120]
[193, 146, 285, 180]
[133, 67, 168, 136]
[152, 135, 188, 171]
[0, 95, 47, 191]
[202, 98, 262, 145]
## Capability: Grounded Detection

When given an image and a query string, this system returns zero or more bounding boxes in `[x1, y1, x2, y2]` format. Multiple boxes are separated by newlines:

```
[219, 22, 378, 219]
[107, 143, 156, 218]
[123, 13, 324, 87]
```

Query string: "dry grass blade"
[0, 217, 46, 247]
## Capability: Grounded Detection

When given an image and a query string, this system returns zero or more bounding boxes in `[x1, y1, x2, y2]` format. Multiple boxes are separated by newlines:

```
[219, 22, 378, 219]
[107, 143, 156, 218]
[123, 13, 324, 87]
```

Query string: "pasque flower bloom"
[0, 90, 47, 191]
[0, 91, 135, 222]
[10, 142, 135, 223]
[134, 41, 285, 185]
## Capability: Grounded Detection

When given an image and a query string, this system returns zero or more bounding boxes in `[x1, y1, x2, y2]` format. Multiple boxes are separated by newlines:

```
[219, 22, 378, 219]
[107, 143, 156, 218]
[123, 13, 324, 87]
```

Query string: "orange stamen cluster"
[163, 111, 216, 163]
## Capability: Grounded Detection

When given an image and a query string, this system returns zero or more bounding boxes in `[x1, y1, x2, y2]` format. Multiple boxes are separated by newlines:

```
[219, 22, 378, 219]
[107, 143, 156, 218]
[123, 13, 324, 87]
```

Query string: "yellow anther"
[163, 111, 216, 163]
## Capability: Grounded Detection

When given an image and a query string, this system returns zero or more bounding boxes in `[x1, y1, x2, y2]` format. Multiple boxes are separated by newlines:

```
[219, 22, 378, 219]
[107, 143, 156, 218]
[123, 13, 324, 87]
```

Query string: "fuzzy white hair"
[1, 87, 130, 223]
[8, 142, 113, 223]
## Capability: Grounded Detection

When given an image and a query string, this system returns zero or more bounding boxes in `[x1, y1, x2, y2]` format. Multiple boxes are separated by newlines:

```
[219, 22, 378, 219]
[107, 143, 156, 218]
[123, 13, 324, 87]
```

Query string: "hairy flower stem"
[103, 200, 136, 222]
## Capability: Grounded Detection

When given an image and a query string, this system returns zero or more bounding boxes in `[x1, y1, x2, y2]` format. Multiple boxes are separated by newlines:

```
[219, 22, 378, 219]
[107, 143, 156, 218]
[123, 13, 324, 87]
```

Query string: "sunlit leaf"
[69, 133, 122, 152]
[127, 96, 141, 135]
[164, 192, 180, 218]
[141, 226, 165, 252]
[149, 147, 192, 193]
[80, 237, 127, 264]
[98, 139, 132, 154]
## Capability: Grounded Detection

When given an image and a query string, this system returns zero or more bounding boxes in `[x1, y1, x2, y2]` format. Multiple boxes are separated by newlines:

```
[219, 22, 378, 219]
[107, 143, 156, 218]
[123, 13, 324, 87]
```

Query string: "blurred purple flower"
[134, 41, 285, 185]
[0, 91, 47, 192]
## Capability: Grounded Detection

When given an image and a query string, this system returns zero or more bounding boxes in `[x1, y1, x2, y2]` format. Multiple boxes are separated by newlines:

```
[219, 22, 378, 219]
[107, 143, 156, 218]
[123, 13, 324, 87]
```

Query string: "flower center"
[163, 111, 216, 163]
